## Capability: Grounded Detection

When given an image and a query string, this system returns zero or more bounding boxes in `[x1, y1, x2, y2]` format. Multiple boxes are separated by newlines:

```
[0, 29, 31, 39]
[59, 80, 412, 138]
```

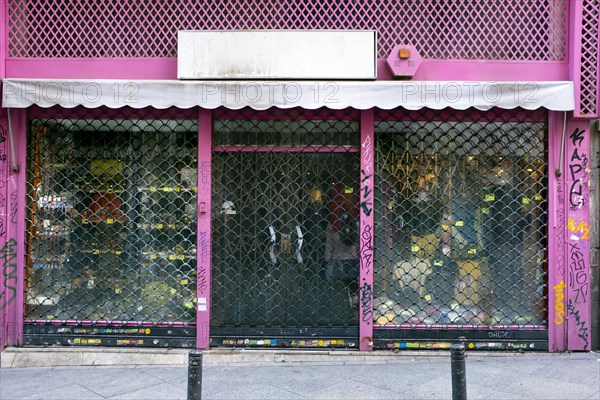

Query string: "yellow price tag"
[157, 223, 164, 229]
[441, 224, 450, 231]
[181, 279, 189, 285]
[163, 187, 173, 192]
[106, 218, 114, 224]
[424, 294, 432, 302]
[175, 187, 181, 193]
[521, 197, 530, 205]
[82, 219, 89, 224]
[168, 254, 176, 261]
[485, 194, 495, 202]
[344, 186, 353, 194]
[150, 254, 158, 260]
[178, 255, 185, 260]
[468, 248, 477, 255]
[534, 195, 543, 201]
[115, 288, 122, 294]
[433, 260, 443, 267]
[411, 244, 420, 253]
[92, 249, 100, 255]
[150, 186, 157, 192]
[481, 207, 490, 215]
[115, 251, 122, 255]
[455, 221, 464, 227]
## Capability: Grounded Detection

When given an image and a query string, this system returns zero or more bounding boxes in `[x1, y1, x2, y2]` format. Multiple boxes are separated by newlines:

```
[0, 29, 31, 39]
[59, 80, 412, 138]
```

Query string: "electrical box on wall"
[386, 44, 422, 79]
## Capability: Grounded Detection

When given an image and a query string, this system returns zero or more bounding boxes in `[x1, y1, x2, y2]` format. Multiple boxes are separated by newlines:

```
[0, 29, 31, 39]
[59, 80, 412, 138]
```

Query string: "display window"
[25, 112, 198, 341]
[373, 109, 548, 334]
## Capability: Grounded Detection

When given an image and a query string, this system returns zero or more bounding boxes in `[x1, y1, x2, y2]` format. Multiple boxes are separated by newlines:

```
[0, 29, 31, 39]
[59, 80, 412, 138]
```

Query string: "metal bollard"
[187, 350, 203, 400]
[451, 343, 467, 400]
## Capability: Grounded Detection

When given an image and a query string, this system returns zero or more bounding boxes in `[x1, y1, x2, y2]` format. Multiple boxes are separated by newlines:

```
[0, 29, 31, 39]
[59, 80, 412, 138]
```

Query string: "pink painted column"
[0, 108, 26, 347]
[564, 117, 592, 350]
[358, 109, 374, 351]
[0, 21, 5, 344]
[547, 111, 567, 352]
[0, 115, 8, 350]
[196, 108, 212, 349]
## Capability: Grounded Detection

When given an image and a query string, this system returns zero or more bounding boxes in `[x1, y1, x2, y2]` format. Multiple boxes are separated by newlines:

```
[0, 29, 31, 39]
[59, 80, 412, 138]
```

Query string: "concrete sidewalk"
[1, 350, 599, 399]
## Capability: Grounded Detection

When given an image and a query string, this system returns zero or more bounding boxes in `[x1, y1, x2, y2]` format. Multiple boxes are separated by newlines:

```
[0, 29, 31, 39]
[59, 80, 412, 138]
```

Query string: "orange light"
[399, 48, 411, 59]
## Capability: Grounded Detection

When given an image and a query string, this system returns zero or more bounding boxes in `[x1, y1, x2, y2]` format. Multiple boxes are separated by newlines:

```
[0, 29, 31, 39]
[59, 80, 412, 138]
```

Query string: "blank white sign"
[178, 30, 377, 80]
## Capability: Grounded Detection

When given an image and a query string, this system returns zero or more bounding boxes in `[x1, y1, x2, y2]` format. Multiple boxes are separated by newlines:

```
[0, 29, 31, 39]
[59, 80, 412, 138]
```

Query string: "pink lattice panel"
[8, 0, 567, 61]
[579, 0, 599, 117]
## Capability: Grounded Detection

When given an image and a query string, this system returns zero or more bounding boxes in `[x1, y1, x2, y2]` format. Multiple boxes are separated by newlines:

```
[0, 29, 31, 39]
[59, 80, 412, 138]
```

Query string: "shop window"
[373, 114, 548, 328]
[25, 117, 198, 325]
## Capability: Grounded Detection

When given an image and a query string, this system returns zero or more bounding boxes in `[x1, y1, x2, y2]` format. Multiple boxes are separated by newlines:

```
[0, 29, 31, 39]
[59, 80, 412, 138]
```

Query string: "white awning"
[2, 79, 574, 111]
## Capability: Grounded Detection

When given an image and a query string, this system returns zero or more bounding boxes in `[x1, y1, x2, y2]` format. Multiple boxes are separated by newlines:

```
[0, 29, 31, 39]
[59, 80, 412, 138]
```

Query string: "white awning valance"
[2, 79, 574, 111]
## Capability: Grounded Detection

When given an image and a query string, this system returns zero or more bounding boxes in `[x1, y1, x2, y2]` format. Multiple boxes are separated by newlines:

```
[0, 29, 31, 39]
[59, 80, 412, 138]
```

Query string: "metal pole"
[451, 343, 467, 400]
[187, 350, 203, 400]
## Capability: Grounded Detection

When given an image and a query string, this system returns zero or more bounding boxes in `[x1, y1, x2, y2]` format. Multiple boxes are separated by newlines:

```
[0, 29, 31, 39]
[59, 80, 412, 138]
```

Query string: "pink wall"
[358, 109, 374, 351]
[547, 111, 568, 352]
[547, 111, 593, 352]
[196, 108, 212, 349]
[4, 59, 569, 82]
[563, 117, 592, 350]
[0, 109, 26, 348]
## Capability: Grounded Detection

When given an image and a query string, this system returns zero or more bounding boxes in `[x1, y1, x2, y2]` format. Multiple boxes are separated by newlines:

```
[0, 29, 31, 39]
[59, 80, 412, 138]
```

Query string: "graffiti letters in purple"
[197, 231, 208, 293]
[568, 128, 588, 210]
[568, 242, 588, 304]
[360, 224, 373, 274]
[556, 207, 565, 277]
[0, 238, 18, 310]
[360, 135, 373, 217]
[10, 192, 18, 225]
[199, 161, 211, 197]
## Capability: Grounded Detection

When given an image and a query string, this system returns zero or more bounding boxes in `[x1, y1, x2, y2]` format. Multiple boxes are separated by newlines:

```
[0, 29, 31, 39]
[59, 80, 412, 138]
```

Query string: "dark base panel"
[374, 327, 548, 341]
[210, 326, 359, 349]
[374, 327, 548, 351]
[373, 339, 548, 351]
[23, 323, 196, 348]
[23, 334, 196, 348]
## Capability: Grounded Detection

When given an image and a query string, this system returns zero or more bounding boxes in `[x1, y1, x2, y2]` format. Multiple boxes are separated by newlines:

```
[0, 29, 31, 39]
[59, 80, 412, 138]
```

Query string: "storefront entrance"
[210, 111, 361, 348]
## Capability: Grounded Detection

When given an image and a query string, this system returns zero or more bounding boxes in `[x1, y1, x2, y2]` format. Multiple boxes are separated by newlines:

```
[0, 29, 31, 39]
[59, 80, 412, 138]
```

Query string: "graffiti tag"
[567, 299, 589, 350]
[0, 238, 18, 310]
[568, 242, 588, 304]
[566, 218, 590, 240]
[553, 280, 566, 325]
[359, 282, 373, 324]
[360, 224, 373, 274]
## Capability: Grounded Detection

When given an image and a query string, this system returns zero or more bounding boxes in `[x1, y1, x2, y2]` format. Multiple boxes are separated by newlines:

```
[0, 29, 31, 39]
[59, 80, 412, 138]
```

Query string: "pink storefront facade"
[0, 1, 598, 352]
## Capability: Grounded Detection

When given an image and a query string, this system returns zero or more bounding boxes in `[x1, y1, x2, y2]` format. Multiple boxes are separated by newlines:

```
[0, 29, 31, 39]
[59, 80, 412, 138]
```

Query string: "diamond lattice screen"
[25, 107, 199, 325]
[211, 108, 361, 328]
[373, 108, 549, 329]
[8, 0, 567, 61]
[579, 0, 600, 116]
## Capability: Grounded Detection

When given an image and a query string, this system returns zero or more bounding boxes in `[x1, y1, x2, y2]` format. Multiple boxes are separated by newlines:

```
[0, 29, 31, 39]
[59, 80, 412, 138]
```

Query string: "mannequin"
[482, 166, 526, 308]
[301, 188, 329, 274]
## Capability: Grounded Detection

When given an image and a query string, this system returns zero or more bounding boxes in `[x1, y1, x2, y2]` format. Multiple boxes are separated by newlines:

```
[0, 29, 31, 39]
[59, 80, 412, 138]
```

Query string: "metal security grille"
[211, 109, 360, 333]
[25, 109, 198, 329]
[8, 0, 567, 61]
[373, 109, 548, 333]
